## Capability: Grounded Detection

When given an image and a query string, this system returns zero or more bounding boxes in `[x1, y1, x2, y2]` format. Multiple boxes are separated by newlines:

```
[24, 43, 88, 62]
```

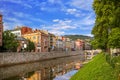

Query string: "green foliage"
[105, 53, 111, 65]
[70, 53, 118, 80]
[108, 28, 120, 48]
[26, 40, 35, 52]
[3, 31, 19, 52]
[106, 54, 120, 79]
[92, 0, 120, 51]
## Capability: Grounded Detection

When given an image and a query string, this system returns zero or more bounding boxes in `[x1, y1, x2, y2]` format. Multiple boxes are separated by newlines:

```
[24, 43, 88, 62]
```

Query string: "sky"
[0, 0, 95, 36]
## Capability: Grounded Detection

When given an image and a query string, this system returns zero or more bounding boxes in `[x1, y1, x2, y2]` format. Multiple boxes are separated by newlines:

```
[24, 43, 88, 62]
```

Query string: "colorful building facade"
[22, 30, 42, 52]
[48, 33, 56, 51]
[41, 30, 49, 52]
[75, 39, 84, 50]
[11, 26, 32, 37]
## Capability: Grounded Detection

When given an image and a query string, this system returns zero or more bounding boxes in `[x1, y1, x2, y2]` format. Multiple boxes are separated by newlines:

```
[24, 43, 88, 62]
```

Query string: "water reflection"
[1, 55, 84, 80]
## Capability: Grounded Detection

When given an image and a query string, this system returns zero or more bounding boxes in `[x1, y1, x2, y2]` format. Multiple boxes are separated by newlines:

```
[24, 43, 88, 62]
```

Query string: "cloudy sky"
[0, 0, 95, 36]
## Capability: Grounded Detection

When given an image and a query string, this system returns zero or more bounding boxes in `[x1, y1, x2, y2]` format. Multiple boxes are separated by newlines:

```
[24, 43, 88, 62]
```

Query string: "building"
[84, 39, 92, 50]
[62, 37, 72, 51]
[22, 29, 42, 52]
[75, 39, 84, 50]
[48, 33, 56, 51]
[16, 37, 27, 52]
[0, 14, 3, 46]
[56, 36, 63, 51]
[41, 30, 49, 52]
[11, 26, 32, 37]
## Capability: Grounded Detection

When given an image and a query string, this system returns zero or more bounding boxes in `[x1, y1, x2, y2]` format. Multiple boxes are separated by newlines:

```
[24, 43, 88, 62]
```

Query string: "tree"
[3, 31, 19, 52]
[26, 40, 35, 52]
[108, 28, 120, 48]
[92, 0, 120, 51]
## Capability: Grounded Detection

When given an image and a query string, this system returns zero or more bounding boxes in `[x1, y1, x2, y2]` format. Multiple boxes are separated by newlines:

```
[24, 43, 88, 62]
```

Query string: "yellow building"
[22, 30, 41, 52]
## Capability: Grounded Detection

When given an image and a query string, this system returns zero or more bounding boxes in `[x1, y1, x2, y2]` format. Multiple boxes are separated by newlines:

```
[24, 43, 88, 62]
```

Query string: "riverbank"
[70, 53, 118, 80]
[0, 51, 84, 67]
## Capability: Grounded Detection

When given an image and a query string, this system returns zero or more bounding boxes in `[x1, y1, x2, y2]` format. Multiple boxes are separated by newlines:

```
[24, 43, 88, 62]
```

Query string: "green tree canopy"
[26, 40, 35, 52]
[92, 0, 120, 51]
[3, 31, 19, 52]
[108, 28, 120, 48]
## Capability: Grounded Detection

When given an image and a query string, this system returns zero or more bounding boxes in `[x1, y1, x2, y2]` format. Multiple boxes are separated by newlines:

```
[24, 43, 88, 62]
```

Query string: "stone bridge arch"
[84, 50, 102, 60]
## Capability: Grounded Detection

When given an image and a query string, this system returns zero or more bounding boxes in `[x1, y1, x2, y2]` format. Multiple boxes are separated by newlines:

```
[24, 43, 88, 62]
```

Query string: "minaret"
[0, 14, 3, 46]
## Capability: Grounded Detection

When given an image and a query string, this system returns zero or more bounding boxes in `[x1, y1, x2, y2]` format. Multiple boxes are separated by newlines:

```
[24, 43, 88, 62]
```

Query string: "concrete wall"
[0, 51, 83, 67]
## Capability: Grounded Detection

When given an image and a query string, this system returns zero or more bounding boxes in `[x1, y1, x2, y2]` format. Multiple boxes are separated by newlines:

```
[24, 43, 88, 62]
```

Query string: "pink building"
[75, 39, 84, 50]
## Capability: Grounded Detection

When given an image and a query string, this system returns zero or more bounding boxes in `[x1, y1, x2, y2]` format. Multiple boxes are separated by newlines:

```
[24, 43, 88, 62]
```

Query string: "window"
[33, 36, 36, 39]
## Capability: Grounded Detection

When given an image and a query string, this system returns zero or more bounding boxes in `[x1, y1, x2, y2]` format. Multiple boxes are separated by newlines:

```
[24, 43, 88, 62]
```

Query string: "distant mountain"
[64, 35, 93, 40]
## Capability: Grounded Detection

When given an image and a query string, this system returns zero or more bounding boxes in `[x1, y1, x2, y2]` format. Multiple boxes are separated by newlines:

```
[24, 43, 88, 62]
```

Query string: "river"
[0, 54, 84, 80]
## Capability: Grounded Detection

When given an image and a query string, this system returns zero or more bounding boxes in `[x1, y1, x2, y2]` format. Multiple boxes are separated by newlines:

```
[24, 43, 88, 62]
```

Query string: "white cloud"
[12, 12, 47, 24]
[42, 19, 77, 35]
[67, 8, 77, 13]
[65, 8, 81, 17]
[5, 17, 31, 24]
[42, 12, 95, 35]
[49, 30, 65, 36]
[12, 12, 30, 18]
[3, 22, 24, 31]
[85, 34, 93, 37]
[38, 0, 66, 12]
[68, 0, 93, 11]
[73, 13, 95, 29]
[2, 0, 33, 8]
[53, 19, 60, 22]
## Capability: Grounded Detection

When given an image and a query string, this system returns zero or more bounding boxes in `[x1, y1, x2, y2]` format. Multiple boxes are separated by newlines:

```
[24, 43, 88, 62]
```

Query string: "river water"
[0, 54, 84, 80]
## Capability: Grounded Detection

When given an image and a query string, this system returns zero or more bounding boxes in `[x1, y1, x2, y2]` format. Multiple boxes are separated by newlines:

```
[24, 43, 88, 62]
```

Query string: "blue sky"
[0, 0, 95, 36]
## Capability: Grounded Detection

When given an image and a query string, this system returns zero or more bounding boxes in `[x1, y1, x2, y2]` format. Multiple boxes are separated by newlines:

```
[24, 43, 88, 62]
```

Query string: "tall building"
[0, 14, 3, 46]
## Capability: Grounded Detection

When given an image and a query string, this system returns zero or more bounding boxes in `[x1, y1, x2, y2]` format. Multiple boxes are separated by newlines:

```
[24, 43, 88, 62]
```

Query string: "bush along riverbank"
[70, 53, 120, 80]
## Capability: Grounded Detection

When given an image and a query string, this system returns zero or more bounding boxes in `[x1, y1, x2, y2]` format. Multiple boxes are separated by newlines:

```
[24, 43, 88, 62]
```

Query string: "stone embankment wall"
[0, 51, 83, 67]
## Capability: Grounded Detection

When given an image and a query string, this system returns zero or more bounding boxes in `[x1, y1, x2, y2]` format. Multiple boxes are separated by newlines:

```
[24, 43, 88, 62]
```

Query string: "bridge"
[84, 49, 102, 60]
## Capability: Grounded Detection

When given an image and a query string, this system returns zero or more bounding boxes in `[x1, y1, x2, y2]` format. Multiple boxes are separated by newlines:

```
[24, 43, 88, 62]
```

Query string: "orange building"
[0, 14, 3, 46]
[22, 29, 49, 52]
[22, 29, 42, 52]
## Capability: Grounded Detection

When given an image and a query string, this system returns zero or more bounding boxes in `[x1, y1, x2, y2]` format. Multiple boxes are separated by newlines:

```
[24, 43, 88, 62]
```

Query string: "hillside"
[64, 35, 93, 40]
[70, 53, 118, 80]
